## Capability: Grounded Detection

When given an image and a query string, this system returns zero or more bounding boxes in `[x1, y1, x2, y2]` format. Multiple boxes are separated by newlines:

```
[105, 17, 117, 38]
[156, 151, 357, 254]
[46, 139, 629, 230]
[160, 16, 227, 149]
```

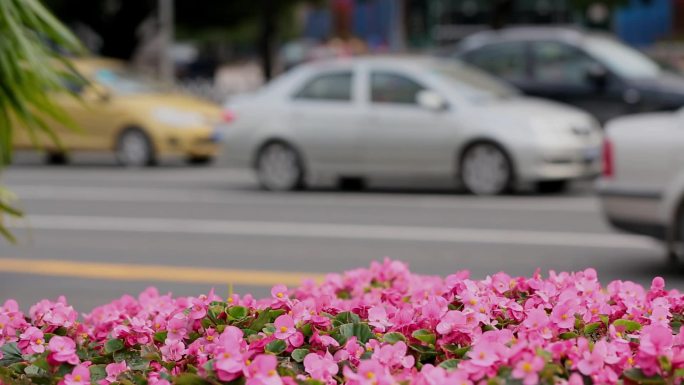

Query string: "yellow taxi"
[13, 57, 223, 166]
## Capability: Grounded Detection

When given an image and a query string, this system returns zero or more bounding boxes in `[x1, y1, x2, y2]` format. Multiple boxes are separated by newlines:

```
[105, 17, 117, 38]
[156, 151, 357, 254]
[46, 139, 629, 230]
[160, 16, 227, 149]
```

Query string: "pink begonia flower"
[271, 285, 289, 308]
[99, 361, 128, 385]
[368, 306, 392, 332]
[343, 359, 393, 385]
[160, 338, 186, 362]
[372, 341, 415, 368]
[274, 314, 304, 347]
[304, 351, 338, 383]
[244, 354, 283, 385]
[48, 336, 80, 365]
[166, 314, 188, 341]
[18, 326, 46, 354]
[436, 310, 468, 335]
[147, 372, 172, 385]
[640, 324, 673, 357]
[550, 300, 577, 329]
[64, 364, 90, 385]
[511, 353, 545, 385]
[467, 342, 500, 367]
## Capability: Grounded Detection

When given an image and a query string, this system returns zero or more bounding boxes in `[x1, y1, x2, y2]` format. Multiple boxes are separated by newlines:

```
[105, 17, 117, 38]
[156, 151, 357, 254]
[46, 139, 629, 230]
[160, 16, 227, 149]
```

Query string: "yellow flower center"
[246, 359, 252, 365]
[35, 339, 43, 345]
[365, 372, 375, 379]
[479, 352, 486, 359]
[206, 335, 214, 341]
[222, 352, 231, 359]
[522, 362, 533, 373]
[280, 326, 288, 333]
[74, 375, 82, 382]
[268, 370, 276, 376]
[469, 299, 477, 305]
[566, 359, 573, 367]
[561, 314, 568, 320]
[228, 297, 234, 303]
[627, 357, 634, 366]
[277, 293, 284, 298]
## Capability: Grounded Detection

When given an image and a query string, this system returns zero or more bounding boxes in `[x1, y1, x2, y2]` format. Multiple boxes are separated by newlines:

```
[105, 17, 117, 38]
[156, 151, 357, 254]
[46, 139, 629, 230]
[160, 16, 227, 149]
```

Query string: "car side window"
[370, 72, 425, 105]
[462, 42, 528, 82]
[531, 42, 597, 85]
[294, 72, 352, 101]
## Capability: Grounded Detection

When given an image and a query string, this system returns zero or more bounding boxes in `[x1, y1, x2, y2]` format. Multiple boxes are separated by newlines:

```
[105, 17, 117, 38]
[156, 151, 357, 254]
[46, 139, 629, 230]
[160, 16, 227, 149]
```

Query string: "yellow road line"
[0, 258, 326, 287]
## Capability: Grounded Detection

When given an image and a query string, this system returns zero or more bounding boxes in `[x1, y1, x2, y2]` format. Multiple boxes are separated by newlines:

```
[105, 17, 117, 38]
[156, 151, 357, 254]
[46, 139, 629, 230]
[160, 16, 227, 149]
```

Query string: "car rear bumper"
[597, 185, 665, 239]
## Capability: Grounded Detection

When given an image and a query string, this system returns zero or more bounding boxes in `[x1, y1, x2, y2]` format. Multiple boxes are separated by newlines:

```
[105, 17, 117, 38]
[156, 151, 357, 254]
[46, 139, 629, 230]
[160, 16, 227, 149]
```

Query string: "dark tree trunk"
[259, 0, 276, 81]
[491, 0, 514, 30]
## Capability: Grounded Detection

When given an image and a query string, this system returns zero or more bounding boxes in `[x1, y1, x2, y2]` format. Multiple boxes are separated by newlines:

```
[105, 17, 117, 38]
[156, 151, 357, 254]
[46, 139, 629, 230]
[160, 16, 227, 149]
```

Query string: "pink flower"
[372, 341, 415, 368]
[48, 336, 79, 365]
[274, 315, 303, 347]
[18, 326, 46, 354]
[166, 314, 188, 341]
[64, 364, 90, 385]
[244, 354, 283, 385]
[467, 342, 500, 367]
[304, 351, 338, 382]
[102, 361, 128, 384]
[511, 354, 545, 385]
[160, 339, 185, 362]
[343, 359, 392, 385]
[551, 300, 577, 329]
[436, 310, 468, 335]
[368, 306, 392, 332]
[640, 324, 673, 357]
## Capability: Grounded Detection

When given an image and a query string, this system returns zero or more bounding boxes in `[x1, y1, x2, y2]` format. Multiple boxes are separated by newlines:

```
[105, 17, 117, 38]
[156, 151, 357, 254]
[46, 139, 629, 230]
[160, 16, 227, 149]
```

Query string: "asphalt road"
[1, 153, 681, 312]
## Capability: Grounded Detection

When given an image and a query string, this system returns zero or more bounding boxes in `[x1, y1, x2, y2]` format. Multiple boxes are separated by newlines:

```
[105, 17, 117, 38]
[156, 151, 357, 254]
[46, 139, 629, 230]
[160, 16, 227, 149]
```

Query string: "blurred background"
[5, 0, 684, 310]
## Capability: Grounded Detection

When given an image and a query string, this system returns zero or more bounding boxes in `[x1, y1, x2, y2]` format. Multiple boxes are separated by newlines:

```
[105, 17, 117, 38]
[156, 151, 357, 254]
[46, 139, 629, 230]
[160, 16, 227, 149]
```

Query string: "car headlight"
[152, 107, 205, 128]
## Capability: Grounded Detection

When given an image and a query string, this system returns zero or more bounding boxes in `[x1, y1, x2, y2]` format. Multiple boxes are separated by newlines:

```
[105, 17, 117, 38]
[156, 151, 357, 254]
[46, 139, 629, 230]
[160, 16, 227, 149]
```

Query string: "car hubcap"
[462, 144, 509, 195]
[119, 132, 149, 167]
[258, 144, 300, 190]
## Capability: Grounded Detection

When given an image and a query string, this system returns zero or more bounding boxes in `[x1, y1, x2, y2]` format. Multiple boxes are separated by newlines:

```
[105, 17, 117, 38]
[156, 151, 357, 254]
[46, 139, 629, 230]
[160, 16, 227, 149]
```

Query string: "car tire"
[45, 152, 69, 165]
[460, 142, 513, 196]
[256, 142, 305, 191]
[115, 128, 156, 167]
[186, 155, 214, 166]
[536, 180, 569, 194]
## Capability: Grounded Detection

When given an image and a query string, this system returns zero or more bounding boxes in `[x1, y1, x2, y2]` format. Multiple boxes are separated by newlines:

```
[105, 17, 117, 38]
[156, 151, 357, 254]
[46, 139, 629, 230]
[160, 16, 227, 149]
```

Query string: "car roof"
[297, 55, 450, 72]
[458, 26, 614, 51]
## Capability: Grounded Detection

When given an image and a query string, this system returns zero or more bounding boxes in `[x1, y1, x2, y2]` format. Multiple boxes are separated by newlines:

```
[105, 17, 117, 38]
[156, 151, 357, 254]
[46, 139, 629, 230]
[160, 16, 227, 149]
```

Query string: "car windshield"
[93, 68, 165, 94]
[430, 61, 518, 101]
[584, 36, 661, 79]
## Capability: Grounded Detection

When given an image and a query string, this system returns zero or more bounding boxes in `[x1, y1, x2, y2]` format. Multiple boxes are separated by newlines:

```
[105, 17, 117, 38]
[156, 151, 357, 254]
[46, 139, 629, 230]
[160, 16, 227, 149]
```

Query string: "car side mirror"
[416, 90, 447, 111]
[585, 64, 608, 89]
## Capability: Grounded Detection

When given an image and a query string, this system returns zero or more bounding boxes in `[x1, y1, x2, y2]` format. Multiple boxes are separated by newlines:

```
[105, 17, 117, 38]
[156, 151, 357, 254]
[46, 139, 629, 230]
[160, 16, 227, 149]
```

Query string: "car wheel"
[45, 152, 69, 165]
[256, 142, 305, 191]
[460, 142, 512, 196]
[186, 155, 214, 166]
[536, 180, 569, 194]
[115, 128, 156, 167]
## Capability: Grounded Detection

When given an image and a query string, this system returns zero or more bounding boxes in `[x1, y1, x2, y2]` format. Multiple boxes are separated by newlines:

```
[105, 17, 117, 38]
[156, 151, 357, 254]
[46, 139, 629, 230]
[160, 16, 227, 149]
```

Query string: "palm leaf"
[0, 0, 85, 242]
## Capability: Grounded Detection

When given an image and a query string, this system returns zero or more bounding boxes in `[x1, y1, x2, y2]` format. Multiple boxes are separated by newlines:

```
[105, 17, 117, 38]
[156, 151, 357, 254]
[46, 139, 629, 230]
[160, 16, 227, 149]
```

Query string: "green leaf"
[559, 332, 578, 340]
[89, 365, 107, 382]
[622, 368, 666, 385]
[613, 319, 642, 332]
[336, 323, 374, 345]
[228, 306, 249, 320]
[104, 338, 125, 353]
[154, 331, 168, 343]
[443, 344, 470, 358]
[583, 322, 601, 335]
[113, 350, 149, 371]
[291, 348, 309, 362]
[0, 343, 23, 366]
[265, 339, 287, 355]
[173, 373, 213, 385]
[23, 365, 48, 377]
[412, 329, 436, 345]
[438, 359, 460, 370]
[333, 311, 361, 326]
[382, 332, 406, 344]
[249, 307, 272, 332]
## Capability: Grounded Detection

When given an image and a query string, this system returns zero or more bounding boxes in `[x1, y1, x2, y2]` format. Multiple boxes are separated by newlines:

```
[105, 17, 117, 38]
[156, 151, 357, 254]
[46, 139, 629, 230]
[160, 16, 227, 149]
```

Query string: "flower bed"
[1, 259, 683, 385]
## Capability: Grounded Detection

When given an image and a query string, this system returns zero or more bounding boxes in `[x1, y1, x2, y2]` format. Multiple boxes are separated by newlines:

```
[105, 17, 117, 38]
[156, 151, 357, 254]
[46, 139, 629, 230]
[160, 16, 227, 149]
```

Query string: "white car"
[220, 56, 602, 195]
[597, 111, 684, 261]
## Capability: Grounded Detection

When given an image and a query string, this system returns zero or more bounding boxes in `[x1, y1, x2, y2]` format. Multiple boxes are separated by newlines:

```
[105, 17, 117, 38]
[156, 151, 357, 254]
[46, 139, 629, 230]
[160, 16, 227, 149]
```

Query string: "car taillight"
[222, 109, 236, 123]
[602, 138, 614, 177]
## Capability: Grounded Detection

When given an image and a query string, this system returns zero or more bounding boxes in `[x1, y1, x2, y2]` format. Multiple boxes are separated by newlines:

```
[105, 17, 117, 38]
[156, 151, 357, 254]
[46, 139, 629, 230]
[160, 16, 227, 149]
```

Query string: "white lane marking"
[9, 185, 598, 212]
[11, 214, 658, 250]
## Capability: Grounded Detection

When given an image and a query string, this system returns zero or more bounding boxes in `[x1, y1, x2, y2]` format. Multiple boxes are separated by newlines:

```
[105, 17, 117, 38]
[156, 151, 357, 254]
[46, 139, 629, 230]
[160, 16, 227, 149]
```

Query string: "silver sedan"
[219, 57, 602, 195]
